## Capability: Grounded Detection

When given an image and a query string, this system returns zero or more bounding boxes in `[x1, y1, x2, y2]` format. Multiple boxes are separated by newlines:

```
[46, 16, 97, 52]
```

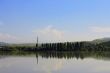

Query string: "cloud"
[33, 25, 65, 42]
[33, 25, 98, 43]
[90, 26, 110, 33]
[0, 33, 37, 43]
[0, 33, 16, 40]
[39, 25, 64, 39]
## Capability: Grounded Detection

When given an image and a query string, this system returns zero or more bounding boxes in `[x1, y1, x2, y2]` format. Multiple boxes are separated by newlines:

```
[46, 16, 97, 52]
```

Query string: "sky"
[0, 0, 110, 43]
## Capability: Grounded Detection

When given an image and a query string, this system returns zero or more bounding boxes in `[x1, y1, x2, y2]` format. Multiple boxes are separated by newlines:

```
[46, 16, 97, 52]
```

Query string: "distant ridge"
[92, 37, 110, 44]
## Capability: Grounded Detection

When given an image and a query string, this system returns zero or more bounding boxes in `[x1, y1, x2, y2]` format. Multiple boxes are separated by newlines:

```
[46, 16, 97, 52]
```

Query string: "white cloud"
[33, 25, 65, 42]
[90, 26, 110, 33]
[39, 25, 64, 39]
[0, 33, 17, 40]
[33, 25, 99, 43]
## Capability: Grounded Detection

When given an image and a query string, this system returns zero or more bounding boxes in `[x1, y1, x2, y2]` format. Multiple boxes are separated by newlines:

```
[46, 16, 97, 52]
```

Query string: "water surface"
[0, 52, 110, 73]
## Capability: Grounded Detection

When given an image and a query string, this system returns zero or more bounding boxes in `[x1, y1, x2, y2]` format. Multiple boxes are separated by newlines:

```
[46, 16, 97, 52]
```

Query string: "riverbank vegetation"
[0, 41, 110, 52]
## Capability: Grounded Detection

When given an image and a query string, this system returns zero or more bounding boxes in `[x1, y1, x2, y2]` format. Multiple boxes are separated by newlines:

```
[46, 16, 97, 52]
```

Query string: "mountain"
[92, 38, 110, 44]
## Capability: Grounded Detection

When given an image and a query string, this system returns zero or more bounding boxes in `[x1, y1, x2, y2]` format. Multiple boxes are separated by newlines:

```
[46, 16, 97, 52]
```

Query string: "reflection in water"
[0, 51, 110, 61]
[0, 51, 110, 73]
[35, 51, 110, 62]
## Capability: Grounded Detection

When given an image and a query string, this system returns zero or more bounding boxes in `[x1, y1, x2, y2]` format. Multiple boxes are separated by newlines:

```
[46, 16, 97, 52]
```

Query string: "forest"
[1, 41, 110, 52]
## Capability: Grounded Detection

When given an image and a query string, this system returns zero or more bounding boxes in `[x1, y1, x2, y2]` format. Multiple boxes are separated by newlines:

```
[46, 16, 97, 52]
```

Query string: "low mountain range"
[92, 38, 110, 44]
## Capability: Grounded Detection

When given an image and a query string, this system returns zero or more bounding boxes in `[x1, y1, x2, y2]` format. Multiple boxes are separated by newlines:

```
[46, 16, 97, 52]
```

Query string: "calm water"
[0, 52, 110, 73]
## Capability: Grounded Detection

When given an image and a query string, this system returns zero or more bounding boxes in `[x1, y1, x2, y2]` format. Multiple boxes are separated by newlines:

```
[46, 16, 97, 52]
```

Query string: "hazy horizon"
[0, 0, 110, 43]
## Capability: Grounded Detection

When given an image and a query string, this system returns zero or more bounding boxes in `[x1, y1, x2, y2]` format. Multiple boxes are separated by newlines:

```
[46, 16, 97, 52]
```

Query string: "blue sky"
[0, 0, 110, 43]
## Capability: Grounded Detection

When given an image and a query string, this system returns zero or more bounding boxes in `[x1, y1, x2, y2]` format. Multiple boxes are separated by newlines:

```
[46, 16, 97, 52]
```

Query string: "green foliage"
[0, 41, 110, 52]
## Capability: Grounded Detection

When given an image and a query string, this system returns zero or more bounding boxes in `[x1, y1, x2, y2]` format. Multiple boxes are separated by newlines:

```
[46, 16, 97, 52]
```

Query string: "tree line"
[36, 41, 109, 51]
[0, 41, 110, 51]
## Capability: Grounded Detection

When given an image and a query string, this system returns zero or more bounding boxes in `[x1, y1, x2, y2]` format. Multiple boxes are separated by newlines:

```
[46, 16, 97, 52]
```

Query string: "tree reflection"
[0, 51, 110, 62]
[35, 51, 110, 60]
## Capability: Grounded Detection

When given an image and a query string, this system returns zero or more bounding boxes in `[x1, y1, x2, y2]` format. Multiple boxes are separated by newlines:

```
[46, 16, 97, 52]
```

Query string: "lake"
[0, 51, 110, 73]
